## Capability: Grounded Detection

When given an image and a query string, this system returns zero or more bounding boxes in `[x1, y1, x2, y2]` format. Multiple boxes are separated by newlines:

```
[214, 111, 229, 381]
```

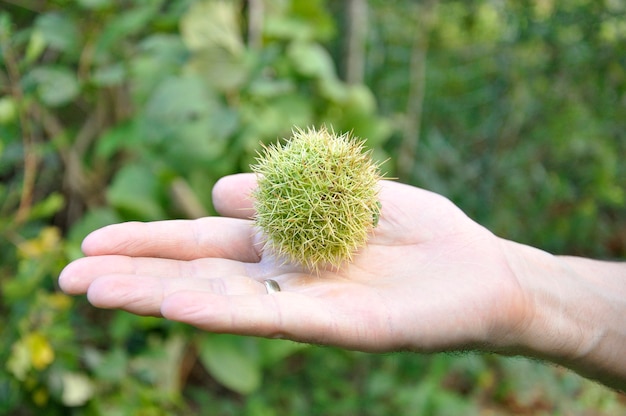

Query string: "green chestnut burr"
[252, 126, 383, 272]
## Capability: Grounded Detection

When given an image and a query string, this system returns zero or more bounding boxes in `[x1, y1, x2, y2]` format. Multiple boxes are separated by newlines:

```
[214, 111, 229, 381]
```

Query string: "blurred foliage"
[367, 0, 626, 257]
[0, 0, 624, 414]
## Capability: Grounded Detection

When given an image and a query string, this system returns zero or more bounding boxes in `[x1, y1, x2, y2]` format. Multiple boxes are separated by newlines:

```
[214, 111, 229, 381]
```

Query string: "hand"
[60, 173, 529, 353]
[60, 173, 626, 391]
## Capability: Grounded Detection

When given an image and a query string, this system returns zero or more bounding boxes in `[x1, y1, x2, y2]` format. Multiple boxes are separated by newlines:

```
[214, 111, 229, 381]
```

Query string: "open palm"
[60, 173, 529, 353]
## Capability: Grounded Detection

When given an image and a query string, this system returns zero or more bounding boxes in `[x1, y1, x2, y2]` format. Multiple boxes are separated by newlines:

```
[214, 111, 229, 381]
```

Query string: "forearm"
[502, 241, 626, 392]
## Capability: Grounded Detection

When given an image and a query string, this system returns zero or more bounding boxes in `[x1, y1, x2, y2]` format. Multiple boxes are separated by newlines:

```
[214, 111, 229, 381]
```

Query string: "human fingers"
[80, 217, 260, 262]
[77, 260, 323, 319]
[212, 173, 256, 219]
[59, 255, 251, 295]
[160, 286, 398, 351]
[85, 271, 265, 317]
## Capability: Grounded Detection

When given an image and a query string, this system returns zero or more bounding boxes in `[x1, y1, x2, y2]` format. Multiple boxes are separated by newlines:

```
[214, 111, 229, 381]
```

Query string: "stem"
[0, 0, 45, 12]
[397, 0, 438, 180]
[247, 0, 263, 50]
[344, 0, 367, 85]
[1, 26, 38, 224]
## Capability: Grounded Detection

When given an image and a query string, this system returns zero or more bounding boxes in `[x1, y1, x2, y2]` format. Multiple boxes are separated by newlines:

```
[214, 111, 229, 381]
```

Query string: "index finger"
[81, 217, 261, 262]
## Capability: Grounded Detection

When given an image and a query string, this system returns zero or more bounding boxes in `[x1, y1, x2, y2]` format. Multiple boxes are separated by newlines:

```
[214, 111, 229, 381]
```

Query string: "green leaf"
[290, 0, 336, 40]
[66, 207, 121, 257]
[91, 63, 126, 86]
[77, 0, 112, 10]
[130, 34, 188, 102]
[198, 335, 261, 395]
[95, 120, 138, 159]
[257, 338, 307, 366]
[25, 30, 46, 64]
[239, 94, 313, 141]
[180, 0, 243, 54]
[0, 96, 17, 124]
[142, 75, 217, 141]
[28, 192, 64, 220]
[106, 164, 166, 221]
[141, 75, 235, 165]
[0, 12, 11, 40]
[28, 67, 80, 107]
[287, 41, 336, 79]
[34, 12, 80, 54]
[91, 347, 128, 382]
[186, 47, 250, 92]
[180, 0, 249, 92]
[94, 5, 158, 60]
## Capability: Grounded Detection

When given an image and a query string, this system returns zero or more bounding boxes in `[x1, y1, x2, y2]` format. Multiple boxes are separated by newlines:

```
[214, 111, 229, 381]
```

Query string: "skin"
[59, 173, 626, 392]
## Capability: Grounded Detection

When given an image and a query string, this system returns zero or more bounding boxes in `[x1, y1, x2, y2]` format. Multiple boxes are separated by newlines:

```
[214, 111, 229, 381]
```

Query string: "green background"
[1, 0, 625, 414]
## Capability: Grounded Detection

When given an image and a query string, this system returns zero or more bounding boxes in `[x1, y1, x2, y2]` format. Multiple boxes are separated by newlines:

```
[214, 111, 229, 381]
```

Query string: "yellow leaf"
[18, 227, 61, 259]
[47, 292, 73, 311]
[27, 332, 55, 370]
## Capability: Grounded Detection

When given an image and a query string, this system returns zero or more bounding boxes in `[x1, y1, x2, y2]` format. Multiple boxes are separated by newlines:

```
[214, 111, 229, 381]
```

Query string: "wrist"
[496, 240, 583, 360]
[499, 239, 626, 391]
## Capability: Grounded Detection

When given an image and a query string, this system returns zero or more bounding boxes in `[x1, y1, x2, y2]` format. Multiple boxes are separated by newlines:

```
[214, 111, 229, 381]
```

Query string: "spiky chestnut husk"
[251, 126, 382, 272]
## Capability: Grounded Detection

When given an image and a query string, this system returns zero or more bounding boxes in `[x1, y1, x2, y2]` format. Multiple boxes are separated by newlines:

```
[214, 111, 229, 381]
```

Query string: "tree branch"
[1, 25, 39, 224]
[344, 0, 367, 85]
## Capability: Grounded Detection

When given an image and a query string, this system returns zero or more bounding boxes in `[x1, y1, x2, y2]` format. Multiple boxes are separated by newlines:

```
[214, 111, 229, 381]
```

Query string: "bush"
[1, 0, 624, 414]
